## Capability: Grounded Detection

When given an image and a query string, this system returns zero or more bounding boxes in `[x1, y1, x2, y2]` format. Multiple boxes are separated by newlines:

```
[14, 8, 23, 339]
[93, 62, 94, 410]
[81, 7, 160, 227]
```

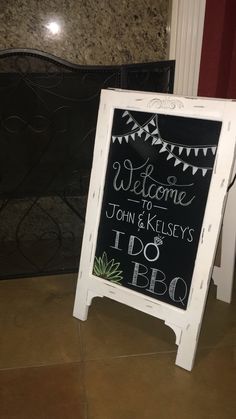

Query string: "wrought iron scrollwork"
[0, 48, 175, 279]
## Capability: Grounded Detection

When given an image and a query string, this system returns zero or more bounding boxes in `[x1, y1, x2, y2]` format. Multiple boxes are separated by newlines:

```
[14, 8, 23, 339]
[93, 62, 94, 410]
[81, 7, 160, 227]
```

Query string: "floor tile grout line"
[82, 350, 177, 363]
[0, 360, 82, 372]
[76, 319, 89, 419]
[0, 342, 235, 372]
[79, 344, 234, 363]
[0, 351, 175, 372]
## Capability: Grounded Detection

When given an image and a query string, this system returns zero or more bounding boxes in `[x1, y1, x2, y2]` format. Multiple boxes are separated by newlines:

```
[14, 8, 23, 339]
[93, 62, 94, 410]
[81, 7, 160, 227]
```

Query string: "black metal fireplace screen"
[0, 49, 175, 279]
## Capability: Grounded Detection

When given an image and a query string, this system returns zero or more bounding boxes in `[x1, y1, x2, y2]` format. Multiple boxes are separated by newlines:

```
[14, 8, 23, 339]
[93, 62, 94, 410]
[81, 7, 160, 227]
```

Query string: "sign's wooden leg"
[175, 323, 200, 371]
[73, 294, 89, 321]
[213, 178, 236, 303]
[73, 283, 91, 321]
[73, 282, 103, 321]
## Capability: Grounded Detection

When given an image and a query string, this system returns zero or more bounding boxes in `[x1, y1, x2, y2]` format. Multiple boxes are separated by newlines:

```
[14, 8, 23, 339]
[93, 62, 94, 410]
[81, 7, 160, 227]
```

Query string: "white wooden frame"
[212, 162, 236, 303]
[73, 89, 236, 371]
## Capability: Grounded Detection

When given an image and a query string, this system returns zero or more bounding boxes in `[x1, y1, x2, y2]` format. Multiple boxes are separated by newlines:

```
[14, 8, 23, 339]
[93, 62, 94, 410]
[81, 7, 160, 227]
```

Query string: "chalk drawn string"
[112, 111, 217, 176]
[119, 111, 217, 149]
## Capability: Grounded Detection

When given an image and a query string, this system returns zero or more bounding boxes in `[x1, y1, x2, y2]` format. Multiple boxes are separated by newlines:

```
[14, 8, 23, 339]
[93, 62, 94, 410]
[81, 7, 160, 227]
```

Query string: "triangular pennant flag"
[183, 163, 189, 171]
[153, 138, 162, 145]
[112, 136, 116, 143]
[171, 145, 175, 152]
[150, 118, 156, 126]
[186, 148, 191, 156]
[144, 133, 150, 141]
[167, 153, 174, 161]
[122, 111, 128, 118]
[178, 146, 183, 155]
[131, 133, 135, 140]
[151, 128, 159, 135]
[203, 148, 208, 156]
[192, 167, 198, 175]
[118, 137, 122, 144]
[137, 129, 143, 137]
[194, 148, 199, 156]
[144, 125, 150, 132]
[202, 168, 207, 176]
[211, 146, 216, 155]
[125, 136, 129, 143]
[127, 117, 133, 124]
[159, 144, 167, 153]
[174, 159, 181, 166]
[132, 123, 138, 130]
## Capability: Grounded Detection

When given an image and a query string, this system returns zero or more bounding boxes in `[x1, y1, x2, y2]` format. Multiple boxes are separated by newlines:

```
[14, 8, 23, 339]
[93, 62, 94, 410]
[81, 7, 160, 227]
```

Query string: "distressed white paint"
[169, 0, 206, 96]
[212, 160, 236, 303]
[73, 89, 236, 371]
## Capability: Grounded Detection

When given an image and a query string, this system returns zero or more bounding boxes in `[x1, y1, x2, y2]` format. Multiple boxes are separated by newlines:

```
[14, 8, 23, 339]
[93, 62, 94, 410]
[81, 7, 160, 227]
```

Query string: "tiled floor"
[0, 274, 235, 419]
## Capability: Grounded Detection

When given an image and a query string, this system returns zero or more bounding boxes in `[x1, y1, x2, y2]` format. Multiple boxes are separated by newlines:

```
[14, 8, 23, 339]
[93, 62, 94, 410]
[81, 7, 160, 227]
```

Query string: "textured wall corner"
[0, 0, 169, 64]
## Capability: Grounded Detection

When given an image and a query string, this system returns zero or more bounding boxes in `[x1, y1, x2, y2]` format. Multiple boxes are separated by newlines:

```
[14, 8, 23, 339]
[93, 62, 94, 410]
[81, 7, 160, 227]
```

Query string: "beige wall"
[0, 0, 170, 65]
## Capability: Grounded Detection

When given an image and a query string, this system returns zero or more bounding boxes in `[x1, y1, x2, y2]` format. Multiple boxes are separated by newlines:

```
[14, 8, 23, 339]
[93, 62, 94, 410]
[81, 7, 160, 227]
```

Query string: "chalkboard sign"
[74, 90, 236, 370]
[93, 109, 221, 309]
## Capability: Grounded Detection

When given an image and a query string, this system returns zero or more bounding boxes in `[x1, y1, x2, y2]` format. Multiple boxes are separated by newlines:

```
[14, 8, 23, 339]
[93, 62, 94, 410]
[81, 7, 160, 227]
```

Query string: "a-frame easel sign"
[73, 89, 236, 371]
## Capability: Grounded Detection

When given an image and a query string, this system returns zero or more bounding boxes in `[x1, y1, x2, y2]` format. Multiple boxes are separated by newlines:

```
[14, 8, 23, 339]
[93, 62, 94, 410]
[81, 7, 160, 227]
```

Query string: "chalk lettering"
[113, 159, 195, 207]
[110, 229, 125, 251]
[106, 203, 135, 224]
[128, 235, 144, 257]
[130, 262, 149, 288]
[169, 277, 188, 305]
[145, 215, 195, 242]
[147, 269, 167, 295]
[130, 262, 187, 303]
[106, 203, 120, 219]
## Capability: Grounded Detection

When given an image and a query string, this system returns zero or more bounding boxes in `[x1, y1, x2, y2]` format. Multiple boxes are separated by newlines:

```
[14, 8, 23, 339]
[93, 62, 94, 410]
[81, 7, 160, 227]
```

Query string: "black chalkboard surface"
[93, 109, 222, 309]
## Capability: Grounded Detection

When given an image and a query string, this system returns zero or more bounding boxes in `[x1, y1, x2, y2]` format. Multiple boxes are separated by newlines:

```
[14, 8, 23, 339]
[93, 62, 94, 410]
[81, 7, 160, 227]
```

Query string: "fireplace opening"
[0, 49, 174, 279]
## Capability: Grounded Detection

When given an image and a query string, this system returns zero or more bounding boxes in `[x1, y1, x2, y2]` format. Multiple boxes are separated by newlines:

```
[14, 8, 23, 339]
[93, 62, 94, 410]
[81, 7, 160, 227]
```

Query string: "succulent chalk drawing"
[93, 252, 123, 283]
[93, 110, 221, 309]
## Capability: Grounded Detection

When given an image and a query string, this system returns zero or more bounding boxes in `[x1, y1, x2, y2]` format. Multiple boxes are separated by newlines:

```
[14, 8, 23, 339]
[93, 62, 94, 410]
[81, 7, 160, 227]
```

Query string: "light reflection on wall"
[0, 0, 169, 64]
[45, 21, 61, 36]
